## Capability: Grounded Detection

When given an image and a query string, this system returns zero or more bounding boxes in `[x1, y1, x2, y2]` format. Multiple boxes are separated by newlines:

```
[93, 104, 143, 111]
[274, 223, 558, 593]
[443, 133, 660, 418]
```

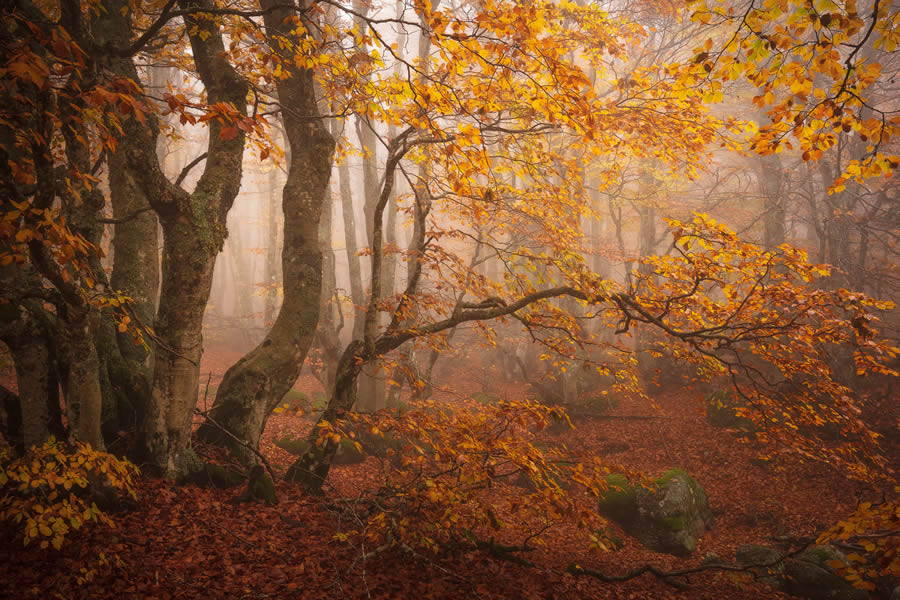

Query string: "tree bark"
[0, 301, 61, 451]
[199, 0, 335, 462]
[137, 0, 249, 476]
[92, 0, 158, 439]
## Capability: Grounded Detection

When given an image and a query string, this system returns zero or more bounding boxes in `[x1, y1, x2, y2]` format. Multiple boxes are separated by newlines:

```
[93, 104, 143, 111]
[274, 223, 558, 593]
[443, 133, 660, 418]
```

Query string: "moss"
[281, 389, 310, 410]
[598, 474, 637, 523]
[656, 468, 689, 485]
[800, 546, 841, 565]
[582, 394, 619, 415]
[185, 192, 224, 254]
[471, 392, 499, 405]
[273, 435, 312, 456]
[311, 393, 328, 412]
[660, 515, 687, 531]
[657, 468, 705, 502]
[192, 463, 245, 488]
[248, 470, 277, 505]
[705, 390, 755, 433]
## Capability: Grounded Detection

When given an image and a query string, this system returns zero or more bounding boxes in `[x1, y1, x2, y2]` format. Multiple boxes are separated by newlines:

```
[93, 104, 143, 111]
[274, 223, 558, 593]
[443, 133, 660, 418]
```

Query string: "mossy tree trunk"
[106, 0, 251, 477]
[285, 341, 363, 490]
[0, 299, 62, 451]
[88, 0, 158, 441]
[198, 0, 335, 463]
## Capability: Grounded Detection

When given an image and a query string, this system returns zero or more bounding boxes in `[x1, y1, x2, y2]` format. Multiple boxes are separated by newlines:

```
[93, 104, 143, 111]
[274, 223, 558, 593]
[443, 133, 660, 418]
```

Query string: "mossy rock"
[736, 543, 783, 567]
[331, 438, 367, 465]
[248, 471, 278, 505]
[273, 435, 312, 456]
[581, 394, 620, 415]
[281, 389, 310, 411]
[510, 461, 573, 491]
[705, 390, 755, 433]
[736, 544, 786, 591]
[736, 544, 868, 600]
[273, 431, 400, 465]
[356, 428, 405, 459]
[280, 389, 328, 413]
[597, 469, 712, 557]
[310, 393, 328, 413]
[543, 413, 572, 435]
[785, 546, 868, 600]
[470, 392, 499, 405]
[597, 474, 638, 524]
[191, 463, 246, 489]
[595, 527, 625, 552]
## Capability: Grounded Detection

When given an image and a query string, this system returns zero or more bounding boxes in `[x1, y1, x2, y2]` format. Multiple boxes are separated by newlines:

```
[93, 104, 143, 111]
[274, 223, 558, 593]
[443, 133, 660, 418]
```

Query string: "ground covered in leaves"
[1, 344, 891, 599]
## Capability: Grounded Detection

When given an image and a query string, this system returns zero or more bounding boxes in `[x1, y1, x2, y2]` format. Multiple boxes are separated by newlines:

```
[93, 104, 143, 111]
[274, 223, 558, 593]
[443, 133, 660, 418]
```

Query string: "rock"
[784, 546, 868, 600]
[736, 543, 782, 566]
[273, 430, 402, 465]
[248, 470, 278, 505]
[330, 438, 367, 465]
[576, 394, 620, 417]
[597, 469, 713, 556]
[188, 463, 245, 489]
[705, 390, 755, 434]
[735, 544, 869, 600]
[736, 544, 786, 591]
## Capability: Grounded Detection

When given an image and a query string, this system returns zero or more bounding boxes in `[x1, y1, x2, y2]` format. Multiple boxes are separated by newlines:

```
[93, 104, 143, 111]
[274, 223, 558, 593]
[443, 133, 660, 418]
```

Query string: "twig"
[567, 542, 812, 589]
[201, 372, 212, 413]
[175, 152, 209, 187]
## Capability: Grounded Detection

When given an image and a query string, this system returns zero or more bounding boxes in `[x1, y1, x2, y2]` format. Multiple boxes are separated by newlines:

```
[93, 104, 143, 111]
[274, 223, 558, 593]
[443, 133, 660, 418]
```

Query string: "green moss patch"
[598, 474, 637, 524]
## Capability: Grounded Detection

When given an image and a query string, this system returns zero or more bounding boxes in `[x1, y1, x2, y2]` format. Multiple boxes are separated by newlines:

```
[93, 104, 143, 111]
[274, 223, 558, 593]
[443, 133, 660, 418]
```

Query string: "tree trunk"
[198, 0, 335, 463]
[58, 302, 104, 449]
[137, 0, 249, 477]
[263, 167, 280, 327]
[285, 340, 363, 491]
[635, 196, 658, 383]
[0, 304, 60, 451]
[108, 145, 160, 363]
[314, 178, 342, 393]
[94, 0, 159, 438]
[756, 153, 786, 250]
[339, 154, 365, 337]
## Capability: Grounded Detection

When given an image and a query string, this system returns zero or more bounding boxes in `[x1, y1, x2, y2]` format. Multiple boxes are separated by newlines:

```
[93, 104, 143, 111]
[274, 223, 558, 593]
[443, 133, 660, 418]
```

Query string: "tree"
[197, 0, 335, 462]
[0, 3, 896, 582]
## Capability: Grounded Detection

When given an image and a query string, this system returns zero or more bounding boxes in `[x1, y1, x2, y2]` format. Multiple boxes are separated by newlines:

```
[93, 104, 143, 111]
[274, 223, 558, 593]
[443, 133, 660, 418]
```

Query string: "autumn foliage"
[0, 0, 898, 595]
[0, 438, 138, 550]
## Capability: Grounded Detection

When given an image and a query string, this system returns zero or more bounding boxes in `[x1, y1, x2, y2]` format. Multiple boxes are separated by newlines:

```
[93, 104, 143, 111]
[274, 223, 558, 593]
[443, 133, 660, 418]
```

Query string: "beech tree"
[0, 0, 897, 583]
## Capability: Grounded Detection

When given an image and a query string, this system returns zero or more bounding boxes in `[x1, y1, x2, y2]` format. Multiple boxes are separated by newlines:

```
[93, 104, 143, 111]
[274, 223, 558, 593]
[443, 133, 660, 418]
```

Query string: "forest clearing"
[0, 0, 898, 597]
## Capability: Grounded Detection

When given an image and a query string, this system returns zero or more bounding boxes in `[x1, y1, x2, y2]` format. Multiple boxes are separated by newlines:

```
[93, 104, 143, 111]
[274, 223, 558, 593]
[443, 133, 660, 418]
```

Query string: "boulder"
[273, 429, 403, 465]
[736, 543, 786, 591]
[705, 390, 755, 434]
[735, 544, 869, 600]
[784, 546, 868, 600]
[597, 469, 713, 556]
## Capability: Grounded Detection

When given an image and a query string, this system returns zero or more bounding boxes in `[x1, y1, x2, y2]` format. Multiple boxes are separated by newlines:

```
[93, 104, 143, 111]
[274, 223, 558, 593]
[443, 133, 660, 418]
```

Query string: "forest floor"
[1, 343, 894, 600]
